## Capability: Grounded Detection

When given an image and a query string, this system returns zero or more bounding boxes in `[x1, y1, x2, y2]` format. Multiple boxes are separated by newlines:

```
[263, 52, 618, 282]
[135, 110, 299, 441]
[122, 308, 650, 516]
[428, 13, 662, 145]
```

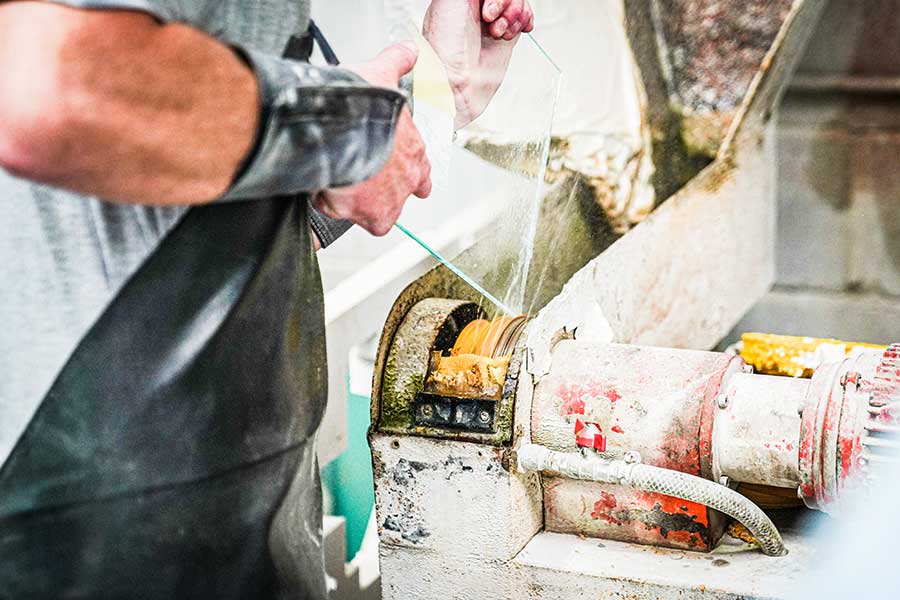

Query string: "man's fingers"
[375, 41, 419, 82]
[501, 0, 525, 24]
[414, 159, 433, 199]
[489, 16, 509, 38]
[312, 190, 349, 222]
[487, 0, 530, 39]
[482, 0, 511, 22]
[501, 0, 526, 39]
[511, 2, 534, 36]
[361, 218, 390, 237]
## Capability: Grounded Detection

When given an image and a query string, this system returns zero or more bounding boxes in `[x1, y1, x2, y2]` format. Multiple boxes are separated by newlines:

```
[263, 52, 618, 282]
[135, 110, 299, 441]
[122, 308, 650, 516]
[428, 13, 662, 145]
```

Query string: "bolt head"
[716, 394, 730, 409]
[742, 364, 754, 374]
[719, 476, 730, 487]
[421, 404, 434, 418]
[623, 451, 641, 464]
[478, 410, 491, 424]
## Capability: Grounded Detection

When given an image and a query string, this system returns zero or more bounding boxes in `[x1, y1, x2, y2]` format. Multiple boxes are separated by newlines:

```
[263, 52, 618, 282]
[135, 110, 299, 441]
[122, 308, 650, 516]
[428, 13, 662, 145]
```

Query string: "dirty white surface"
[371, 434, 542, 600]
[371, 435, 542, 556]
[514, 519, 817, 600]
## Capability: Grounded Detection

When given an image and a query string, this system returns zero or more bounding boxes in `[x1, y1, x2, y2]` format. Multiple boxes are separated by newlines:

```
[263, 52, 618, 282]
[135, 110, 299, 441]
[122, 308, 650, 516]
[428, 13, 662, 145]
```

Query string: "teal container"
[321, 380, 375, 560]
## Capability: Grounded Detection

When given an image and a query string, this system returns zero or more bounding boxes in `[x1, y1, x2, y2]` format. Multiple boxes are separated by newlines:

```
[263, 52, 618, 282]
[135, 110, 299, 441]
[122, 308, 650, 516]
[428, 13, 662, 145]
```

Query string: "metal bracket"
[414, 392, 496, 433]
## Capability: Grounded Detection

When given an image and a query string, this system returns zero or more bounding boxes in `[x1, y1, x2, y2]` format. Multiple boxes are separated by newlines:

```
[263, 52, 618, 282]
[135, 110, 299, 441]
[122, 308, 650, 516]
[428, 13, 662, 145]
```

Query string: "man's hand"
[480, 0, 535, 40]
[423, 0, 534, 128]
[313, 43, 432, 237]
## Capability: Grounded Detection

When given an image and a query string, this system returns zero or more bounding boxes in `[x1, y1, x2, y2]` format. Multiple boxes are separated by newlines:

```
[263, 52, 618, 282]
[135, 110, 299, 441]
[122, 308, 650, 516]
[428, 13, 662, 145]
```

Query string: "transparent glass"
[396, 32, 562, 316]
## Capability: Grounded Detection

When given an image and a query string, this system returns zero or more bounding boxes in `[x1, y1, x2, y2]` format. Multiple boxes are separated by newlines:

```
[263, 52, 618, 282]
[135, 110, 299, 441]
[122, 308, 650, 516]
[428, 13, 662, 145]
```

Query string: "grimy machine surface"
[367, 2, 894, 598]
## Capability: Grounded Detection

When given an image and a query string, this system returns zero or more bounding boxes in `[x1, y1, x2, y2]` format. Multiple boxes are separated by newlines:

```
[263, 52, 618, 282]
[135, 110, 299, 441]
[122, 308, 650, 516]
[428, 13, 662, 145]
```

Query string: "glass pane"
[396, 31, 562, 317]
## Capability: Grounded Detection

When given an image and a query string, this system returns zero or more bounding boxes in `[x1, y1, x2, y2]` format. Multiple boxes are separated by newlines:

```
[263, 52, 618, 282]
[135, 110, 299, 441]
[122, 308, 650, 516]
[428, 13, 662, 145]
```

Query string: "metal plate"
[414, 392, 496, 433]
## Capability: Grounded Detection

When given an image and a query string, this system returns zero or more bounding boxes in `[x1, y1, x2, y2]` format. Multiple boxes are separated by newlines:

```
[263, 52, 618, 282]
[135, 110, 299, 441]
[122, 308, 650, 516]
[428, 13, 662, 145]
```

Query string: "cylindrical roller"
[713, 373, 808, 488]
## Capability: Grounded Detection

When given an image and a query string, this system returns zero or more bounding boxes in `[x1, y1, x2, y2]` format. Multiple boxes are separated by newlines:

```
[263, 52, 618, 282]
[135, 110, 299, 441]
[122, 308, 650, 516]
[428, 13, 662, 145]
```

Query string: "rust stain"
[566, 489, 712, 549]
[629, 499, 709, 548]
[590, 492, 621, 524]
[727, 521, 757, 545]
[666, 530, 702, 547]
[639, 491, 710, 528]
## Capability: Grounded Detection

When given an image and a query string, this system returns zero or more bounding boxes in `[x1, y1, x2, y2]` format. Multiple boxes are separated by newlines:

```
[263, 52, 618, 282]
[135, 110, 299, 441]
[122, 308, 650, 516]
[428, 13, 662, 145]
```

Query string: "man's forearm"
[0, 3, 257, 205]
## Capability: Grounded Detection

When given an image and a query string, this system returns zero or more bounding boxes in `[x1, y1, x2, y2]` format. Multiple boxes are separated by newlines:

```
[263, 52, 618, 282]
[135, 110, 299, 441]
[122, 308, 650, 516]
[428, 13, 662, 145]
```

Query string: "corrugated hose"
[516, 443, 787, 556]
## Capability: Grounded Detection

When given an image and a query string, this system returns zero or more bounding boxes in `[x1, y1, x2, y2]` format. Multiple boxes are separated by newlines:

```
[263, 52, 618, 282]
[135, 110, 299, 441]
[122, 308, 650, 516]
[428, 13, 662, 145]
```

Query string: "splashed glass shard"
[395, 30, 562, 316]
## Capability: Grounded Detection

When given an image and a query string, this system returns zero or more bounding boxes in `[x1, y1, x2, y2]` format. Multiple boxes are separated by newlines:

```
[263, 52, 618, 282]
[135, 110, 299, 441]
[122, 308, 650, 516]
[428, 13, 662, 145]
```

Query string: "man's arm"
[0, 3, 257, 205]
[0, 2, 431, 236]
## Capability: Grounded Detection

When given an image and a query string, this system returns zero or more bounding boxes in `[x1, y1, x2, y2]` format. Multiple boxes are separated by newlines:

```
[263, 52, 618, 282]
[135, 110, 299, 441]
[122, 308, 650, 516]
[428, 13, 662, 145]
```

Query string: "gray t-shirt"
[0, 0, 309, 465]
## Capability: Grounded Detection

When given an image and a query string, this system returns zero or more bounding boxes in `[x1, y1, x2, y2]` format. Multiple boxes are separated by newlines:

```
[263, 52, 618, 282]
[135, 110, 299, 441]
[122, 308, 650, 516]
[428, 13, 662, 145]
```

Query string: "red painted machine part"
[533, 342, 738, 552]
[574, 419, 607, 452]
[799, 350, 885, 513]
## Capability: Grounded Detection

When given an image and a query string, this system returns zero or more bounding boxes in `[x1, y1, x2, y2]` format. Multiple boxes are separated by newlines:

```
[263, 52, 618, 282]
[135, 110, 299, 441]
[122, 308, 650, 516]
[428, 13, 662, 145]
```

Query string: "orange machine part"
[451, 316, 520, 358]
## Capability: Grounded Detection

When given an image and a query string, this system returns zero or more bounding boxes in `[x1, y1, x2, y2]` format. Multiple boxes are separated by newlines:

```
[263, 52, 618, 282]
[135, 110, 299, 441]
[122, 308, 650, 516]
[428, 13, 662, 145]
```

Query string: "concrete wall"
[727, 0, 900, 346]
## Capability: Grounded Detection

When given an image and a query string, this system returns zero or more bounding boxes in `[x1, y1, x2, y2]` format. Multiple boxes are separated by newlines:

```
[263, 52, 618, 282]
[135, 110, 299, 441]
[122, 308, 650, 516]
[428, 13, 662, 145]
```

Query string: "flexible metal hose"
[517, 444, 787, 556]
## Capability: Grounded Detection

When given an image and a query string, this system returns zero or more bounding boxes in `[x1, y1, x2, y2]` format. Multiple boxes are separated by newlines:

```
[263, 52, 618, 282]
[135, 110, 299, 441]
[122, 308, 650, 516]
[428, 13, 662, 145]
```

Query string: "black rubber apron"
[0, 30, 331, 600]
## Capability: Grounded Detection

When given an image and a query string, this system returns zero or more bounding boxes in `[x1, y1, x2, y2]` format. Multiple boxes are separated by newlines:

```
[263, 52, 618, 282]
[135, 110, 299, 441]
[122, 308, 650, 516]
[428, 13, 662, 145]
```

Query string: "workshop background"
[309, 1, 900, 597]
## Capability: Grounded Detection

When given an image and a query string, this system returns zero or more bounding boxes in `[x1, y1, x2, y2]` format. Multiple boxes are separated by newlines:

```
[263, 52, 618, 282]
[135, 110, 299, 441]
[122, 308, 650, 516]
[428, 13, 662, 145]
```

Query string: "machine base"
[514, 510, 822, 599]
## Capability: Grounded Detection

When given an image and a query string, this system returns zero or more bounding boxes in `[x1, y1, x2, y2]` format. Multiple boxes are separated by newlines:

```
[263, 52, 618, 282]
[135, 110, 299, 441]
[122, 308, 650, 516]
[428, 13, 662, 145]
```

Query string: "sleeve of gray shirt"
[224, 52, 406, 201]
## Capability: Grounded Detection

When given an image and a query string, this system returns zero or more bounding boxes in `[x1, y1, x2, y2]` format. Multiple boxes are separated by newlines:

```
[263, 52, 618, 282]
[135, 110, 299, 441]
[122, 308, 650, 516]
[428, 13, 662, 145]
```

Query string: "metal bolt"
[420, 404, 434, 418]
[719, 476, 730, 488]
[742, 364, 754, 374]
[478, 410, 491, 424]
[716, 394, 730, 409]
[623, 451, 642, 464]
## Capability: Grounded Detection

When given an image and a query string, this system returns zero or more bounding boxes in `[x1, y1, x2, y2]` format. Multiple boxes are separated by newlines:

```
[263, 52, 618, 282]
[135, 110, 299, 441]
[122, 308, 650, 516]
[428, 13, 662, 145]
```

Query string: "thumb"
[375, 41, 419, 82]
